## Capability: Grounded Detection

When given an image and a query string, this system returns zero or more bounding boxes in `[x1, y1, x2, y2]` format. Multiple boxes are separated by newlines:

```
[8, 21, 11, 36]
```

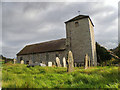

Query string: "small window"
[75, 22, 79, 27]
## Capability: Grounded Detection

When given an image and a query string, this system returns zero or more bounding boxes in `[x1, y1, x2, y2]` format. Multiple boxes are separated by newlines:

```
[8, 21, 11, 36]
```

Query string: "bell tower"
[65, 15, 97, 66]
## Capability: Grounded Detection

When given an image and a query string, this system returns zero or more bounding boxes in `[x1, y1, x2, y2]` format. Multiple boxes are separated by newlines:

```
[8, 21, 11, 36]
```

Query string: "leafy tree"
[96, 42, 112, 63]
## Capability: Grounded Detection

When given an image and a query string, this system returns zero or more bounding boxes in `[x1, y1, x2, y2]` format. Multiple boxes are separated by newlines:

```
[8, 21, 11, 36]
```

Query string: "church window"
[75, 22, 79, 27]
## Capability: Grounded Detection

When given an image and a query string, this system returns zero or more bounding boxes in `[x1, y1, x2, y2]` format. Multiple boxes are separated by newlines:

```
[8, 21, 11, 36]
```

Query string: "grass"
[1, 63, 120, 88]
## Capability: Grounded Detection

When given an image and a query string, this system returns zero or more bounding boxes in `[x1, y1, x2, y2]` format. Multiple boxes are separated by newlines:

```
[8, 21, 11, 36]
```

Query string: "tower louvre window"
[75, 22, 79, 27]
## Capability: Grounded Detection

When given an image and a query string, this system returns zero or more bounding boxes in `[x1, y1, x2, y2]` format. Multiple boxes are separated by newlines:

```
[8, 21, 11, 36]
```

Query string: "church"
[17, 15, 97, 66]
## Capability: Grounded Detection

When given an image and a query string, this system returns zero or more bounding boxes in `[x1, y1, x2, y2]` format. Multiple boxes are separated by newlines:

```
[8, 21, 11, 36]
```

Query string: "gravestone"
[48, 62, 52, 67]
[21, 60, 24, 64]
[67, 51, 74, 72]
[14, 59, 16, 64]
[84, 54, 88, 69]
[74, 63, 77, 67]
[56, 57, 61, 67]
[29, 60, 33, 64]
[63, 57, 66, 67]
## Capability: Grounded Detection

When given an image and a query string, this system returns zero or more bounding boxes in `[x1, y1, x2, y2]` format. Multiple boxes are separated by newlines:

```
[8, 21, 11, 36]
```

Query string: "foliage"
[2, 64, 120, 88]
[111, 43, 120, 58]
[96, 42, 112, 63]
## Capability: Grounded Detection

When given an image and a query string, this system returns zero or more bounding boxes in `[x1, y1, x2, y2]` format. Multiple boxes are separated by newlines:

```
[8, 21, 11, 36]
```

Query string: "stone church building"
[17, 15, 97, 66]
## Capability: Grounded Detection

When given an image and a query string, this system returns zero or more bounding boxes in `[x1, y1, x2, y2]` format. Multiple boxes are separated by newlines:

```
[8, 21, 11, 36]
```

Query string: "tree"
[110, 43, 120, 58]
[96, 42, 112, 63]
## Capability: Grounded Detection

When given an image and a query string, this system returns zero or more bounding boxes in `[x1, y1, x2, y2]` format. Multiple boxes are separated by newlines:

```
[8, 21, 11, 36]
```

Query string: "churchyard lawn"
[1, 63, 120, 88]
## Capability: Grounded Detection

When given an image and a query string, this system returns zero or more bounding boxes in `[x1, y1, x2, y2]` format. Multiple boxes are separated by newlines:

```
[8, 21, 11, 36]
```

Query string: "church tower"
[65, 15, 97, 66]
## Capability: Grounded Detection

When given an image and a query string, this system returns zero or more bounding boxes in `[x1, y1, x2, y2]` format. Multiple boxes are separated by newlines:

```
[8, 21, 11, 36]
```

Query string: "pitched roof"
[17, 38, 66, 55]
[65, 15, 94, 26]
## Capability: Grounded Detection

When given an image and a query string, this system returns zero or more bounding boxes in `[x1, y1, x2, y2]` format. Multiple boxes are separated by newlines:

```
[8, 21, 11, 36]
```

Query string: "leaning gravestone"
[84, 54, 88, 69]
[48, 62, 52, 67]
[21, 60, 24, 64]
[63, 57, 66, 67]
[56, 57, 61, 67]
[67, 51, 74, 72]
[14, 59, 16, 64]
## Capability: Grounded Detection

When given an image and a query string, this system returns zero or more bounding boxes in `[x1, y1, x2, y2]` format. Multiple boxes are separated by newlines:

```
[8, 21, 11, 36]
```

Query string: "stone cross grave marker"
[56, 57, 61, 67]
[63, 57, 66, 67]
[21, 60, 24, 64]
[48, 62, 52, 67]
[84, 54, 88, 69]
[67, 51, 74, 72]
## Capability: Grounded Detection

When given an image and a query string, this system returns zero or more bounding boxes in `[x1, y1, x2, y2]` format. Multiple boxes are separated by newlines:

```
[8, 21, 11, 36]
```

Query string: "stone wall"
[88, 19, 97, 66]
[17, 50, 67, 65]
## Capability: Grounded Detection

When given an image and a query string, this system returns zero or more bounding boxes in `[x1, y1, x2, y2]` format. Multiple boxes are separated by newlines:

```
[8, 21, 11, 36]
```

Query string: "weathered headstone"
[14, 59, 16, 64]
[48, 62, 52, 67]
[21, 60, 24, 64]
[84, 54, 88, 69]
[74, 63, 77, 67]
[63, 57, 66, 67]
[56, 57, 61, 67]
[29, 60, 33, 64]
[67, 51, 74, 72]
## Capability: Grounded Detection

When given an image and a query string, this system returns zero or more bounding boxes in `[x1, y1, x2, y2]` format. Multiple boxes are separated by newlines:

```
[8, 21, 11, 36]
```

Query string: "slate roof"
[65, 15, 94, 26]
[17, 38, 66, 55]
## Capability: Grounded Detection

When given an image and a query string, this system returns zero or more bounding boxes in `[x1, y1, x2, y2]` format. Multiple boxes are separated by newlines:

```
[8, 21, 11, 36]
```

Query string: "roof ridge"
[26, 38, 66, 47]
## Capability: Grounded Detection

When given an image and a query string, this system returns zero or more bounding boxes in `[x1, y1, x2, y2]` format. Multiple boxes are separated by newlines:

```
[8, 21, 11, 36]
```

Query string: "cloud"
[2, 2, 118, 58]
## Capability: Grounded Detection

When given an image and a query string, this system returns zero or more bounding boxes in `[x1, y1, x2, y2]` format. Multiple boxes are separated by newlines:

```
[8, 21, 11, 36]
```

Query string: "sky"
[1, 0, 119, 58]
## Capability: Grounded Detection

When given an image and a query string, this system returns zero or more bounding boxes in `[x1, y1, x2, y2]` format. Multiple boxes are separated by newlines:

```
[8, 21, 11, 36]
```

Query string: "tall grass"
[2, 64, 120, 88]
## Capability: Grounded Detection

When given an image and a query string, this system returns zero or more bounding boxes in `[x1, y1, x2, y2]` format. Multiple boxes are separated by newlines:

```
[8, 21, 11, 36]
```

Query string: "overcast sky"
[1, 1, 119, 58]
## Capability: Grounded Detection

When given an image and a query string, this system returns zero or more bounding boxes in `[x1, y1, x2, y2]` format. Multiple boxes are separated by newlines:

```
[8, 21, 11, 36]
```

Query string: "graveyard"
[1, 63, 119, 88]
[1, 50, 120, 88]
